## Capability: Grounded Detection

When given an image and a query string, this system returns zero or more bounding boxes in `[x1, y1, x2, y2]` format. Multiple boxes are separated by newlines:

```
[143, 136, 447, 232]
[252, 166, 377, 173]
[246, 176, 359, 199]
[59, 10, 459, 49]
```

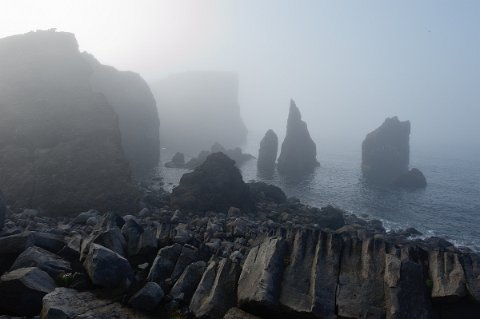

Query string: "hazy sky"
[1, 0, 479, 155]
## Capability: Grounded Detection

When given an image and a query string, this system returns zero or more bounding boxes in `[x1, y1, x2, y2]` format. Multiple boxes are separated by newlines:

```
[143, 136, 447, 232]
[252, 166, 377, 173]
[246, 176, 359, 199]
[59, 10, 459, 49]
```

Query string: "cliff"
[152, 71, 247, 154]
[0, 30, 138, 215]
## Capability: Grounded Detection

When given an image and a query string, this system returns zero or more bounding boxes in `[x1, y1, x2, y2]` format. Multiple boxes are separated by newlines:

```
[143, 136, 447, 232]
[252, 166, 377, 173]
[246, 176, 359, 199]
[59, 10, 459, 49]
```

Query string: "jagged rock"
[70, 210, 100, 226]
[0, 190, 5, 230]
[362, 117, 411, 184]
[257, 129, 278, 174]
[277, 99, 319, 175]
[83, 244, 134, 289]
[171, 245, 203, 281]
[31, 232, 66, 254]
[129, 282, 164, 312]
[279, 230, 342, 318]
[41, 287, 153, 319]
[0, 231, 35, 255]
[147, 243, 183, 285]
[10, 246, 71, 278]
[394, 168, 427, 188]
[248, 182, 286, 204]
[0, 267, 55, 316]
[185, 144, 254, 169]
[153, 71, 247, 154]
[171, 153, 254, 212]
[87, 54, 160, 178]
[310, 205, 346, 230]
[81, 227, 126, 259]
[165, 152, 186, 168]
[223, 308, 261, 319]
[0, 30, 138, 215]
[237, 237, 287, 315]
[169, 261, 207, 304]
[122, 218, 144, 256]
[190, 258, 240, 319]
[429, 250, 467, 301]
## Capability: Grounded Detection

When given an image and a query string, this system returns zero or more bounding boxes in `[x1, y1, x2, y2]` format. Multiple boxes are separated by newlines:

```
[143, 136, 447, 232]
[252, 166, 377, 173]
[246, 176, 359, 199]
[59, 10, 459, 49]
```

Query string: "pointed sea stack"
[362, 116, 410, 184]
[277, 100, 319, 175]
[257, 129, 278, 173]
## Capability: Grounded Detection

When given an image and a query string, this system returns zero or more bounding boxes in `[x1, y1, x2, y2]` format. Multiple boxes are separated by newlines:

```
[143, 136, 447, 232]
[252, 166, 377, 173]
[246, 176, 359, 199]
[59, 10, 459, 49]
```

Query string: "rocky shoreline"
[0, 154, 479, 319]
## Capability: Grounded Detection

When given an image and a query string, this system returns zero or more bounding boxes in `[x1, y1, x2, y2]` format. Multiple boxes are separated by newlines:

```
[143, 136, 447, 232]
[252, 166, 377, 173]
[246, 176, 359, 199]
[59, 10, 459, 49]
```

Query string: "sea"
[156, 139, 480, 252]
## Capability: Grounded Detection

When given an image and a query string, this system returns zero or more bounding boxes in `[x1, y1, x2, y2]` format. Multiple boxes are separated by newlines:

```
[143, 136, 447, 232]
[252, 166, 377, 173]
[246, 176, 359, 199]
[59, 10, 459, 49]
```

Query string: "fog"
[2, 0, 479, 157]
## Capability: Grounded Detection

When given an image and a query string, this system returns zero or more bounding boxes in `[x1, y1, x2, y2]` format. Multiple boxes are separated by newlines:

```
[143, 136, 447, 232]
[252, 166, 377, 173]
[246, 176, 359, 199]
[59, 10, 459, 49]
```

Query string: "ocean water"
[157, 144, 480, 251]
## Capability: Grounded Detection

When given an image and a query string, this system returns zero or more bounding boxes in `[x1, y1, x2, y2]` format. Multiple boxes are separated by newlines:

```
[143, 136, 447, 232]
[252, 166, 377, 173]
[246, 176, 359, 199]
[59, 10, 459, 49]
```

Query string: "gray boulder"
[83, 244, 134, 289]
[190, 258, 240, 319]
[257, 129, 278, 174]
[129, 282, 164, 312]
[10, 246, 71, 278]
[277, 99, 319, 175]
[169, 261, 207, 304]
[362, 116, 410, 184]
[147, 243, 183, 284]
[0, 267, 55, 316]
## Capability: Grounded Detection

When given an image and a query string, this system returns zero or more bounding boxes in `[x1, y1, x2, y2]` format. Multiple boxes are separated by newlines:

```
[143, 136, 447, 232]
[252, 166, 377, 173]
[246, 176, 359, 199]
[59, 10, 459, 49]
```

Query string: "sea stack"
[362, 116, 426, 187]
[277, 100, 319, 175]
[257, 129, 278, 174]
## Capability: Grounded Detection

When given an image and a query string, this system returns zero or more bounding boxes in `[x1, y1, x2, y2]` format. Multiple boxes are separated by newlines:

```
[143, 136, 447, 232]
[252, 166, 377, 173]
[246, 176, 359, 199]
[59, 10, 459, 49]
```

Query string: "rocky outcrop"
[277, 100, 319, 175]
[86, 55, 160, 178]
[153, 71, 247, 154]
[394, 168, 427, 188]
[362, 117, 414, 185]
[257, 130, 278, 174]
[165, 152, 186, 168]
[128, 282, 164, 312]
[184, 143, 254, 169]
[0, 30, 138, 215]
[10, 246, 71, 278]
[171, 153, 254, 212]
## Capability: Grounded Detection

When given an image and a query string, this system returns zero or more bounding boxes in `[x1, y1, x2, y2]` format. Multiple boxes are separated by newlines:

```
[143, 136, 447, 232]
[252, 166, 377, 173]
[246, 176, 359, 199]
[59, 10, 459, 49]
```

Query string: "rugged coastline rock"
[165, 152, 186, 168]
[0, 30, 138, 215]
[153, 71, 248, 154]
[277, 100, 319, 175]
[86, 55, 161, 178]
[184, 143, 254, 169]
[394, 168, 427, 188]
[171, 153, 254, 212]
[257, 129, 278, 174]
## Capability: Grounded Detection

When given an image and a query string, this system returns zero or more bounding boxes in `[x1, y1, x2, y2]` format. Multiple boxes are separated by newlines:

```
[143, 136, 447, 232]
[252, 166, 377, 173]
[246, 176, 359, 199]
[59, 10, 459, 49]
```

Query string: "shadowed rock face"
[257, 129, 278, 174]
[86, 55, 160, 178]
[171, 152, 254, 212]
[153, 71, 247, 154]
[277, 100, 319, 175]
[394, 168, 427, 188]
[362, 117, 411, 184]
[0, 30, 138, 215]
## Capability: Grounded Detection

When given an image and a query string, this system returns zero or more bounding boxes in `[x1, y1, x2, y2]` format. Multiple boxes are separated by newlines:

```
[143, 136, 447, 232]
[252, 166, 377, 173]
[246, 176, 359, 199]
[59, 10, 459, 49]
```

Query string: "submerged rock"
[277, 99, 319, 175]
[362, 117, 411, 184]
[171, 152, 254, 212]
[257, 129, 278, 174]
[165, 152, 186, 168]
[394, 168, 427, 188]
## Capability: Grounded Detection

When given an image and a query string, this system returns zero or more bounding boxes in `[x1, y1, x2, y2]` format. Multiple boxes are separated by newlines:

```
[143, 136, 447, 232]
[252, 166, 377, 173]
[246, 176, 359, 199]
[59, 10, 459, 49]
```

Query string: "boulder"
[257, 129, 278, 174]
[362, 117, 411, 184]
[0, 30, 138, 215]
[129, 282, 164, 312]
[87, 54, 160, 178]
[171, 152, 254, 212]
[0, 231, 35, 255]
[147, 243, 183, 285]
[311, 205, 346, 230]
[223, 308, 261, 319]
[171, 245, 203, 281]
[277, 99, 319, 175]
[190, 258, 240, 319]
[394, 168, 427, 188]
[83, 244, 134, 289]
[248, 182, 287, 204]
[153, 71, 247, 154]
[165, 152, 186, 168]
[41, 287, 153, 319]
[0, 267, 55, 316]
[10, 246, 71, 279]
[0, 190, 5, 230]
[169, 261, 207, 304]
[185, 144, 254, 169]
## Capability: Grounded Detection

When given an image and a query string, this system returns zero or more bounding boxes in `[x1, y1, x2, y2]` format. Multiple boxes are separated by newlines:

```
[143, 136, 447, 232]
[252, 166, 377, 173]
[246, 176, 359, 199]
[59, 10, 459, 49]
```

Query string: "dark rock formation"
[257, 130, 278, 174]
[394, 168, 427, 188]
[362, 117, 411, 184]
[184, 143, 254, 169]
[153, 71, 247, 154]
[10, 246, 71, 279]
[171, 153, 254, 212]
[277, 100, 319, 175]
[165, 152, 186, 168]
[0, 30, 138, 215]
[128, 282, 164, 312]
[248, 182, 287, 204]
[86, 55, 161, 178]
[0, 191, 5, 230]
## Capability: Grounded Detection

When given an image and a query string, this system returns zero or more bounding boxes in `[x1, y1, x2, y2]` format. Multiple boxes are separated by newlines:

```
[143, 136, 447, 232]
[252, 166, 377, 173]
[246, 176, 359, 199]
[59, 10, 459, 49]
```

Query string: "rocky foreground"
[0, 154, 479, 319]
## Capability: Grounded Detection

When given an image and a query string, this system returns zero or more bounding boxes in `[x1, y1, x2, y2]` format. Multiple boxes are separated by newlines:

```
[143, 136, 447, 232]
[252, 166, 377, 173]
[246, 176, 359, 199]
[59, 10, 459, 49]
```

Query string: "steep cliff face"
[362, 117, 410, 184]
[86, 56, 160, 178]
[277, 100, 319, 175]
[152, 71, 247, 154]
[0, 30, 138, 215]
